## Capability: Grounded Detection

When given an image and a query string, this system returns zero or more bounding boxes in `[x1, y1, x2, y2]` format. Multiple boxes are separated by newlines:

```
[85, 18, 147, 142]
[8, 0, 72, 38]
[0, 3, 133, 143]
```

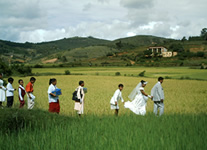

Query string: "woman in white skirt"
[74, 81, 85, 116]
[0, 73, 6, 108]
[124, 80, 152, 116]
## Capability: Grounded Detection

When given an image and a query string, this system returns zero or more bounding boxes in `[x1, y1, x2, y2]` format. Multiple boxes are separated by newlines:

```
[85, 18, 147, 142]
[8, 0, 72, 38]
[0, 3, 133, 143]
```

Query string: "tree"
[169, 44, 184, 52]
[200, 28, 207, 40]
[197, 52, 205, 57]
[143, 50, 152, 56]
[181, 36, 187, 42]
[61, 56, 67, 62]
[0, 59, 12, 76]
[116, 41, 123, 50]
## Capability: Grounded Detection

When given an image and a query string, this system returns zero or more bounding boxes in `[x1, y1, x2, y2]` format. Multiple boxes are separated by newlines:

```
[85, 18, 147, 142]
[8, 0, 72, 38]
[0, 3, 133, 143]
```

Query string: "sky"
[0, 0, 206, 43]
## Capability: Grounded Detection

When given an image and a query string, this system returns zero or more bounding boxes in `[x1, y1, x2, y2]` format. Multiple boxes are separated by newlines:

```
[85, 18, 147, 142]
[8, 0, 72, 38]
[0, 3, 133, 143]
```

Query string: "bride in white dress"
[124, 80, 151, 116]
[0, 73, 6, 108]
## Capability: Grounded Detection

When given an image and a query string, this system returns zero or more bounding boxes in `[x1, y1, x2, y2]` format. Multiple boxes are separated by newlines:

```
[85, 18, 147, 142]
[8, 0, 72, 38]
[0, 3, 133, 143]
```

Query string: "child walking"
[110, 84, 125, 116]
[6, 77, 16, 108]
[26, 77, 36, 109]
[48, 78, 61, 114]
[0, 73, 6, 108]
[74, 81, 85, 116]
[18, 79, 26, 108]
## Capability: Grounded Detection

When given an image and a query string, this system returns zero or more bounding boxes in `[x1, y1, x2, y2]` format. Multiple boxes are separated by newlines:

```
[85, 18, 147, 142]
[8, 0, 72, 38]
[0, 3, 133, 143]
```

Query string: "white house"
[147, 46, 177, 57]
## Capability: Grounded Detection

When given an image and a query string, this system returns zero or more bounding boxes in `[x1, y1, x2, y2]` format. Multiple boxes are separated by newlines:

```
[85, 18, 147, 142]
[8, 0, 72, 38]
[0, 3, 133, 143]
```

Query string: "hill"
[0, 35, 206, 67]
[0, 36, 110, 63]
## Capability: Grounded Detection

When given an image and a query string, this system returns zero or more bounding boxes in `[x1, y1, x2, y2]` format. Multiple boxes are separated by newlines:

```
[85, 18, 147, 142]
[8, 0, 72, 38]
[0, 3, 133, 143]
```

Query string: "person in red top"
[26, 77, 36, 109]
[18, 79, 26, 108]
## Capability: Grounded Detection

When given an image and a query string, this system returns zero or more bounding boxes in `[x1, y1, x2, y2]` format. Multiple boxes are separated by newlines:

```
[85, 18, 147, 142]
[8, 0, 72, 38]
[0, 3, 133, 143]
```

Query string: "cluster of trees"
[184, 28, 207, 41]
[0, 59, 12, 76]
[0, 59, 32, 76]
[200, 28, 207, 40]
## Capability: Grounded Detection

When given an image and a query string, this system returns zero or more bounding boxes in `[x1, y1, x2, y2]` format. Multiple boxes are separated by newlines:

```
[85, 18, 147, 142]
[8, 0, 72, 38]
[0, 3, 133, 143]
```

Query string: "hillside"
[112, 35, 174, 47]
[0, 36, 110, 63]
[0, 35, 206, 66]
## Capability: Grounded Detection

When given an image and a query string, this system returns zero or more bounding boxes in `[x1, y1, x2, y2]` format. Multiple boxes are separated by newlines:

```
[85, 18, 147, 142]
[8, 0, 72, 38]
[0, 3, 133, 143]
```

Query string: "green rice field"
[0, 67, 206, 149]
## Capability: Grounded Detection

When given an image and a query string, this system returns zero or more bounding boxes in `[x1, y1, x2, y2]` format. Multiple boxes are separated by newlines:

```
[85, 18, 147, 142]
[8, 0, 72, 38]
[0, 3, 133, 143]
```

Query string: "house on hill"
[147, 46, 177, 57]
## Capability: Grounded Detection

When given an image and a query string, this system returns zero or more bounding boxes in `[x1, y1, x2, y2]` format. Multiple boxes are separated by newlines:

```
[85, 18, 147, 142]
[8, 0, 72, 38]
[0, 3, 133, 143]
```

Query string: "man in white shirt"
[6, 77, 16, 108]
[151, 77, 165, 116]
[110, 84, 125, 116]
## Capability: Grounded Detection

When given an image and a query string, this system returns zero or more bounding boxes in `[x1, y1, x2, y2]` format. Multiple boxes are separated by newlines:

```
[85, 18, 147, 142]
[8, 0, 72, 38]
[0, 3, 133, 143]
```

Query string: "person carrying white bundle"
[124, 80, 152, 116]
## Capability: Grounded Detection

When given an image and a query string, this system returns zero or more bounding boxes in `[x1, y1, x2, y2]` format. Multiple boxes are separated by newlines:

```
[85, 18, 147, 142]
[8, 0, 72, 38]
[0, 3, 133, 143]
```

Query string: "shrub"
[180, 76, 191, 80]
[201, 65, 204, 69]
[33, 64, 43, 68]
[59, 64, 64, 67]
[11, 64, 33, 76]
[106, 52, 113, 57]
[165, 76, 172, 79]
[115, 72, 121, 76]
[95, 72, 99, 76]
[139, 70, 146, 77]
[197, 52, 205, 57]
[65, 70, 71, 75]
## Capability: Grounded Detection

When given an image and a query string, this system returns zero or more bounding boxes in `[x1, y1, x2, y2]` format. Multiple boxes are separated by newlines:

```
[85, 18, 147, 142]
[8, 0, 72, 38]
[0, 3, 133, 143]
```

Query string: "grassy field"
[0, 109, 206, 150]
[33, 67, 207, 80]
[0, 67, 207, 149]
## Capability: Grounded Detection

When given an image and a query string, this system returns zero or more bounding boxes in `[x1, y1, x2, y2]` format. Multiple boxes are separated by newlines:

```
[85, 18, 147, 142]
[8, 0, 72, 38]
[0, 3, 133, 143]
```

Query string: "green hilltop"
[0, 34, 207, 67]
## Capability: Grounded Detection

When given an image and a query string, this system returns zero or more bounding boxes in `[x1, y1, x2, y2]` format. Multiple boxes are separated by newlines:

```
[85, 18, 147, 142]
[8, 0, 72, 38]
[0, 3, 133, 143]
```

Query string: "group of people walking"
[0, 73, 85, 116]
[0, 73, 36, 109]
[0, 72, 165, 117]
[110, 77, 165, 116]
[47, 78, 86, 116]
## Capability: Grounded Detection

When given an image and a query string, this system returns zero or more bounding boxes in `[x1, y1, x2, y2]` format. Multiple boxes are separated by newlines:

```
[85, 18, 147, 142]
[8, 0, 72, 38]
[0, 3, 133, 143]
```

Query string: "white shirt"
[19, 85, 26, 101]
[77, 86, 85, 100]
[6, 83, 15, 97]
[151, 82, 164, 101]
[110, 89, 124, 105]
[48, 84, 59, 103]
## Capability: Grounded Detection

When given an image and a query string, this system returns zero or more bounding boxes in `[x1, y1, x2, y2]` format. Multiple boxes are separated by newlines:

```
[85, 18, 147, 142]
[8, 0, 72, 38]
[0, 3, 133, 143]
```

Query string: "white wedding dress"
[0, 79, 6, 102]
[124, 87, 148, 116]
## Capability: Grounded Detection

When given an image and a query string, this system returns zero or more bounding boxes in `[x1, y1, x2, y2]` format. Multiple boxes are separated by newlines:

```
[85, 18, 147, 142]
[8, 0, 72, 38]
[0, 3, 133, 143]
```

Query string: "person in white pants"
[151, 77, 165, 116]
[26, 77, 36, 109]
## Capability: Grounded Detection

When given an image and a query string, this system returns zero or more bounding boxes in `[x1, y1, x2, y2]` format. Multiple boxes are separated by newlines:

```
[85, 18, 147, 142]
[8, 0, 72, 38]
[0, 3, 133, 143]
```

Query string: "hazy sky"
[0, 0, 206, 43]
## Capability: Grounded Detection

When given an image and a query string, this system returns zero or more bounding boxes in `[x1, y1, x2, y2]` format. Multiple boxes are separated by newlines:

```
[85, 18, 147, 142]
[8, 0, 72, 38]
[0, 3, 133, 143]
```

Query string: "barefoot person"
[151, 77, 165, 116]
[26, 77, 36, 109]
[0, 73, 6, 108]
[124, 80, 151, 116]
[48, 78, 61, 114]
[110, 84, 125, 116]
